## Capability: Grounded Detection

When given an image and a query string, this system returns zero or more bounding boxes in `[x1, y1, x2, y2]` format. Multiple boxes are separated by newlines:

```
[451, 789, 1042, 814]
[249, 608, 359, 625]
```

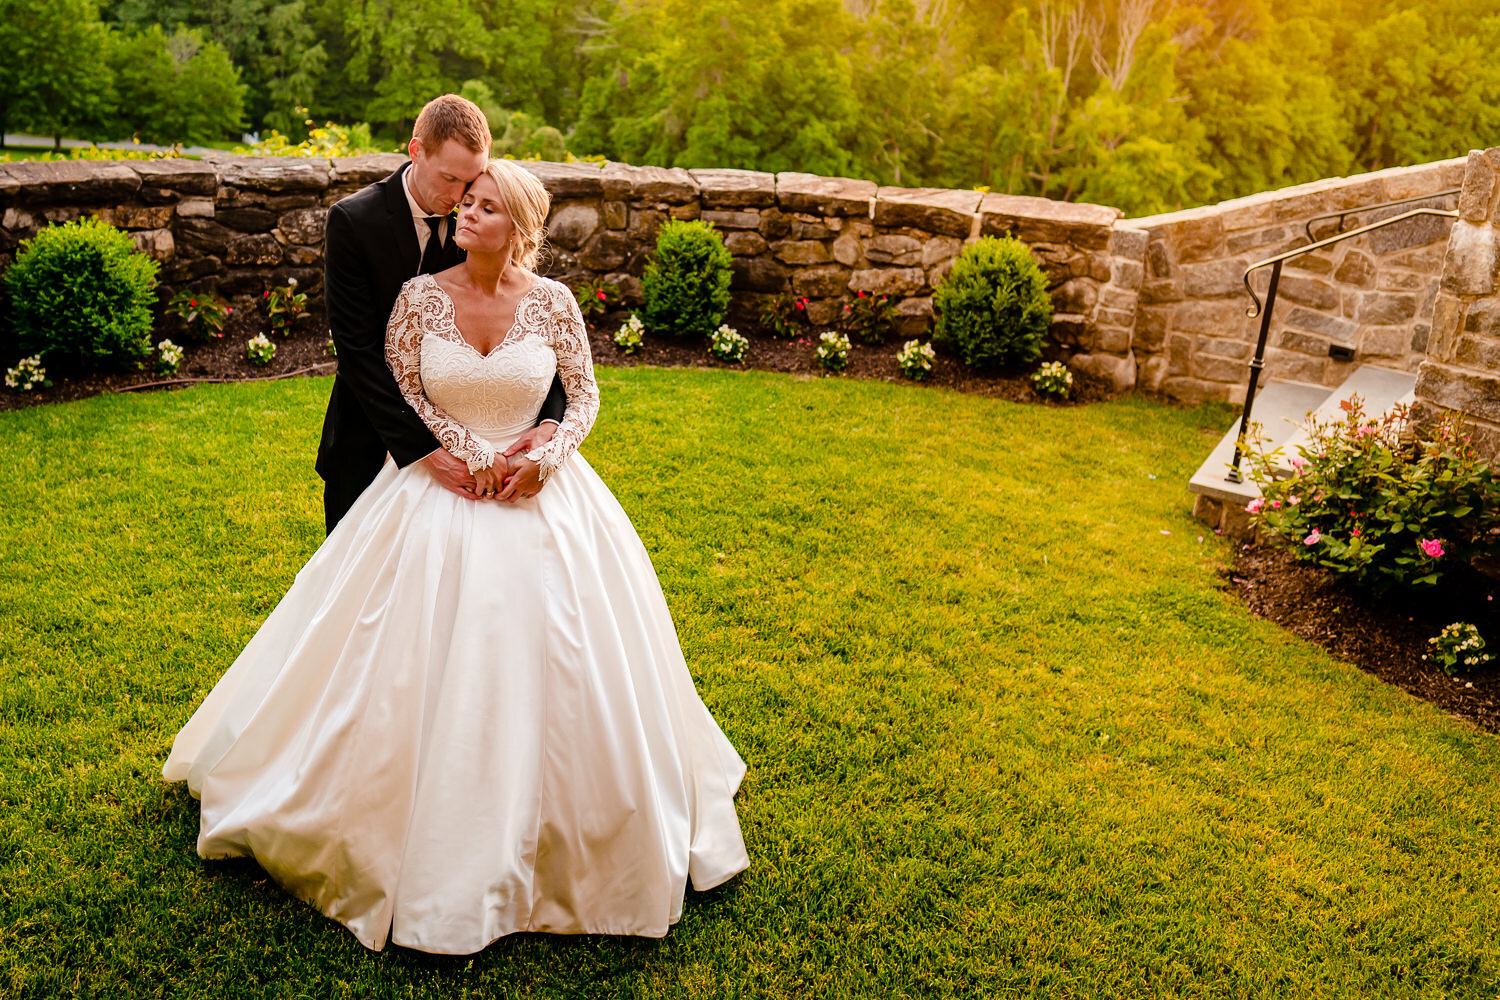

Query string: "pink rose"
[1290, 456, 1307, 472]
[1419, 538, 1445, 558]
[1303, 529, 1321, 545]
[1246, 497, 1264, 514]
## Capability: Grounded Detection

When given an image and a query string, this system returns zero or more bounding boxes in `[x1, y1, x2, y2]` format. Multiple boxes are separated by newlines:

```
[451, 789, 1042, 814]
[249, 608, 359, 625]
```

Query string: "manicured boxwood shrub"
[933, 235, 1052, 369]
[4, 218, 159, 374]
[641, 220, 732, 338]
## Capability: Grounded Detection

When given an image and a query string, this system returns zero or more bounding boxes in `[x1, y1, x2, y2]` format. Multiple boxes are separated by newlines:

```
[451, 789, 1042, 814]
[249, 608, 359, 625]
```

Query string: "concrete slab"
[1278, 364, 1416, 459]
[1189, 379, 1330, 505]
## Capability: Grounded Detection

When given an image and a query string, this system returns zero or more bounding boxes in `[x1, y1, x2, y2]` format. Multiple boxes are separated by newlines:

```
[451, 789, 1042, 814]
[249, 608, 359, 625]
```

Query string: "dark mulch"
[577, 314, 1115, 405]
[0, 309, 337, 411]
[1, 308, 1114, 412]
[1223, 545, 1500, 732]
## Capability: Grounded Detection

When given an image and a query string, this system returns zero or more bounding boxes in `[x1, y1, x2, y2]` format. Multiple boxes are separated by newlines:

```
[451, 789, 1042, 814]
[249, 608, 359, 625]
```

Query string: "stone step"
[1188, 379, 1330, 506]
[1277, 364, 1417, 462]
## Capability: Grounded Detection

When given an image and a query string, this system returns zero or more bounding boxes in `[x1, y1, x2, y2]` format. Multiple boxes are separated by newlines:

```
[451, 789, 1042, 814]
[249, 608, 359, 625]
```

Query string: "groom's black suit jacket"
[317, 162, 566, 527]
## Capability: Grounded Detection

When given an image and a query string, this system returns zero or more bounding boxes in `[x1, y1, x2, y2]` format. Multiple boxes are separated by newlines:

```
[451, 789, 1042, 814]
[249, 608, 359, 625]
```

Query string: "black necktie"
[420, 216, 445, 273]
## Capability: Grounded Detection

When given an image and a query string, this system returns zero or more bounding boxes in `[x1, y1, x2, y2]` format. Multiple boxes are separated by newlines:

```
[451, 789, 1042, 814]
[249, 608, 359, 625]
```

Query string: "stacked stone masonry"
[0, 155, 1138, 386]
[0, 153, 1480, 408]
[1413, 147, 1500, 461]
[1126, 158, 1466, 405]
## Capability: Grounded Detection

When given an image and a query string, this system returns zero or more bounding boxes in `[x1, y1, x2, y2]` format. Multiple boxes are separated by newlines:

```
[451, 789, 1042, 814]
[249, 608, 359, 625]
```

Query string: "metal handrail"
[1303, 189, 1459, 242]
[1226, 206, 1459, 483]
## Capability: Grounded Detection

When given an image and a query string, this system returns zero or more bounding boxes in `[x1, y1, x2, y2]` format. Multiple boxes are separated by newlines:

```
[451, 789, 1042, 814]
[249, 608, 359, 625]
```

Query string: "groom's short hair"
[413, 95, 491, 155]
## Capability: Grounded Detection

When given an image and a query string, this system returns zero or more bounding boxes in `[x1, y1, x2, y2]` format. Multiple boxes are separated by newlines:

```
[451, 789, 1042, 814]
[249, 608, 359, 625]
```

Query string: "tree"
[849, 0, 943, 186]
[573, 0, 863, 175]
[107, 25, 247, 144]
[261, 1, 328, 135]
[0, 0, 113, 147]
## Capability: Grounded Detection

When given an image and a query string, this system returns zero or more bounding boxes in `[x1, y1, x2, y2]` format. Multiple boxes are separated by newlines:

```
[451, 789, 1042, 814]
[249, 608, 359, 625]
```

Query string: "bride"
[162, 158, 749, 954]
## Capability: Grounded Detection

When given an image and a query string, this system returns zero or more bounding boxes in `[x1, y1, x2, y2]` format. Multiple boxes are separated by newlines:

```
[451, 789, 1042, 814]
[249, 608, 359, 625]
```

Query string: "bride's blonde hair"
[483, 159, 551, 272]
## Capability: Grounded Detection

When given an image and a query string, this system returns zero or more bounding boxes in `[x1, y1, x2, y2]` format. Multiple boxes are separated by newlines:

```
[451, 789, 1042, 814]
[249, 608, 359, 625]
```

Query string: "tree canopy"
[18, 0, 1500, 215]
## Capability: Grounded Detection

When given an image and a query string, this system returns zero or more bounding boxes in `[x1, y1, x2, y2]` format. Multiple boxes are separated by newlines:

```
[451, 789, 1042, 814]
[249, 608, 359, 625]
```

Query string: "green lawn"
[1, 369, 1497, 998]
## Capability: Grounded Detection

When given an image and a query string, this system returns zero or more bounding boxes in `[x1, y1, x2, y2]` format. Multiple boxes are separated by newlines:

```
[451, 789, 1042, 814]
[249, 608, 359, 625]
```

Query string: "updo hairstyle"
[482, 159, 551, 271]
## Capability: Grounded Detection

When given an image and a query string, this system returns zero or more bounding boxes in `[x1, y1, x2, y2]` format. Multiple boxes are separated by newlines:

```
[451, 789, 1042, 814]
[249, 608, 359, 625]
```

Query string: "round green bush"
[641, 220, 732, 338]
[933, 235, 1052, 369]
[3, 217, 159, 375]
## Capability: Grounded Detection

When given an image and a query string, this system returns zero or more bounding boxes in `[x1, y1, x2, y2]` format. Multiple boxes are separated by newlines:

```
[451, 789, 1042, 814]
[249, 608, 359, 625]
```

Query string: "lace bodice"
[384, 274, 599, 482]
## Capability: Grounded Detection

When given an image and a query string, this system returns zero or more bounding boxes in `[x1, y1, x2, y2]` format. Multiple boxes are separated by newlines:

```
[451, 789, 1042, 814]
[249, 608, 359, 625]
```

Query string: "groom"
[317, 93, 565, 533]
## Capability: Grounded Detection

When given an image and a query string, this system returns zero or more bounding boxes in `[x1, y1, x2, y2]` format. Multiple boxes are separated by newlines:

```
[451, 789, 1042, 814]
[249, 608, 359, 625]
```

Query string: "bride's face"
[454, 173, 517, 258]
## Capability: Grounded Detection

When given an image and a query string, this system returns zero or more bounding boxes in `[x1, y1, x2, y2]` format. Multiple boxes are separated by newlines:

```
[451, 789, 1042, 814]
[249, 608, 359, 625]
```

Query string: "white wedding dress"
[163, 274, 748, 954]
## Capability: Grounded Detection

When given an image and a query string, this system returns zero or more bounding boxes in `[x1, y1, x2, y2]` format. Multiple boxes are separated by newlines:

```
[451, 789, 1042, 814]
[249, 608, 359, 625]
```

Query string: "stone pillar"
[1414, 148, 1500, 459]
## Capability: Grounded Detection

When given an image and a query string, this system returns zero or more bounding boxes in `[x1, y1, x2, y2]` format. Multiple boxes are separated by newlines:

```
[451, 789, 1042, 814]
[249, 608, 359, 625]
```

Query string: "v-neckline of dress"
[426, 274, 544, 359]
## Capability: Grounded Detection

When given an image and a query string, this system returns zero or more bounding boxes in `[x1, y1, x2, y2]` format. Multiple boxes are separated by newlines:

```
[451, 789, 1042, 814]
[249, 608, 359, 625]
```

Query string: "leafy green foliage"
[3, 218, 158, 374]
[164, 288, 231, 341]
[1245, 397, 1500, 592]
[895, 338, 934, 381]
[933, 236, 1052, 370]
[759, 294, 808, 340]
[29, 0, 1500, 216]
[815, 330, 850, 371]
[263, 279, 309, 336]
[0, 0, 112, 145]
[236, 117, 386, 157]
[640, 220, 731, 339]
[106, 24, 246, 144]
[574, 276, 620, 324]
[841, 291, 897, 345]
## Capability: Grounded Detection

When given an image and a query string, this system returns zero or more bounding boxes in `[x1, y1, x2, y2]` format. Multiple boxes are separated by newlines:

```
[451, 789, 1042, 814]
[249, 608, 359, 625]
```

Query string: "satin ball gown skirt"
[162, 453, 749, 954]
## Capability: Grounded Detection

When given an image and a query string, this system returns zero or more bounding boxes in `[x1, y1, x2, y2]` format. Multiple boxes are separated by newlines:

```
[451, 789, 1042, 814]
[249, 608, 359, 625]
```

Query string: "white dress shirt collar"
[401, 162, 445, 253]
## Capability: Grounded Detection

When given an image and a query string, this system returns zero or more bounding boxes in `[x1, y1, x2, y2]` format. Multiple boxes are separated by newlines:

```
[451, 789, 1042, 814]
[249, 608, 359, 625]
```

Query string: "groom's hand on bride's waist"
[504, 421, 557, 460]
[422, 448, 496, 500]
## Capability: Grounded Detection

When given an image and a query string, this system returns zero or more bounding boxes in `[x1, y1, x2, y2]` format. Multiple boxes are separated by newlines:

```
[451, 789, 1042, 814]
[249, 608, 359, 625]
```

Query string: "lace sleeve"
[384, 279, 496, 473]
[526, 282, 599, 481]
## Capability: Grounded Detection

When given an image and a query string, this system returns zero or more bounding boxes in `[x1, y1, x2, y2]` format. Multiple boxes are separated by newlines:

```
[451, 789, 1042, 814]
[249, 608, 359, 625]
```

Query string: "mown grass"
[1, 369, 1497, 999]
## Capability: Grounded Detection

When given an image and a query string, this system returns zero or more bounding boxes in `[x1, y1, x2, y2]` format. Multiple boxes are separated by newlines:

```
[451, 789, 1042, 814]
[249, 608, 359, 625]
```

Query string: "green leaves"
[107, 25, 246, 144]
[641, 220, 733, 339]
[1244, 400, 1500, 593]
[4, 218, 159, 375]
[933, 236, 1053, 371]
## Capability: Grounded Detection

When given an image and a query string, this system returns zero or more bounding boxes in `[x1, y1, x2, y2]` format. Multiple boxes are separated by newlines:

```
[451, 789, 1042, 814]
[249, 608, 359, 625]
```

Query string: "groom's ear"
[408, 136, 425, 161]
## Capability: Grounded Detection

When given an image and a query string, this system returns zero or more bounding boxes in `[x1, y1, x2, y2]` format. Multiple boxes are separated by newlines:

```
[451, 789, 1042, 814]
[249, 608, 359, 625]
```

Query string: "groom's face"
[408, 137, 488, 217]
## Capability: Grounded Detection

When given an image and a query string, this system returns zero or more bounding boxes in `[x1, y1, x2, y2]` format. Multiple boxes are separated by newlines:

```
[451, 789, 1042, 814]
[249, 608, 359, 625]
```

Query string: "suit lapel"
[382, 162, 421, 279]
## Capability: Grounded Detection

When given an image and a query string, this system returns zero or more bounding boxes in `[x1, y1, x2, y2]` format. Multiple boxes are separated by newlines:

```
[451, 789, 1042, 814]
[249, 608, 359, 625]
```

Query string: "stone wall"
[0, 153, 1479, 411]
[1414, 148, 1500, 460]
[0, 155, 1137, 382]
[1126, 159, 1465, 404]
[0, 157, 405, 306]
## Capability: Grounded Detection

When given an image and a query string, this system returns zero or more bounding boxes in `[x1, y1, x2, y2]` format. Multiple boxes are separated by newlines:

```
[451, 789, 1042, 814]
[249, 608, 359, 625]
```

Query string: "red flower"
[795, 300, 805, 311]
[858, 290, 868, 298]
[843, 304, 851, 311]
[263, 291, 270, 297]
[595, 290, 607, 301]
[190, 299, 198, 307]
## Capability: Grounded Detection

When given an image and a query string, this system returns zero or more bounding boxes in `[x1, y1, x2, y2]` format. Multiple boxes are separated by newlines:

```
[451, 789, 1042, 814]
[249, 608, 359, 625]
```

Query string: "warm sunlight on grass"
[1, 369, 1496, 998]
